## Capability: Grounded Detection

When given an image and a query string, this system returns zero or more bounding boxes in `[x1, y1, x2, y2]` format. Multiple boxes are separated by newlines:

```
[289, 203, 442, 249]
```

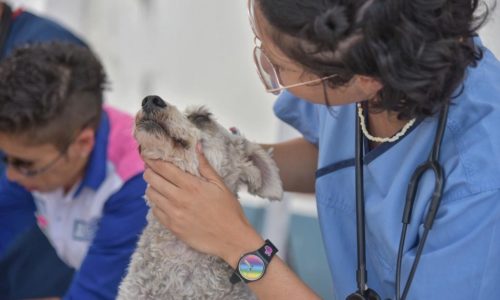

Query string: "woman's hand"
[143, 145, 320, 300]
[143, 144, 264, 267]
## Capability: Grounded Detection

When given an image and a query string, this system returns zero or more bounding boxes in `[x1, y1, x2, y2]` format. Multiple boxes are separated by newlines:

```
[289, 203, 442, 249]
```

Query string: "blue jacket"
[0, 107, 148, 299]
[0, 5, 88, 258]
[1, 7, 86, 59]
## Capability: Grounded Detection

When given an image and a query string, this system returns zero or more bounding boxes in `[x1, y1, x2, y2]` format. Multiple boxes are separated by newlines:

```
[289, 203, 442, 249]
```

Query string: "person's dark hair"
[258, 0, 494, 119]
[0, 42, 107, 150]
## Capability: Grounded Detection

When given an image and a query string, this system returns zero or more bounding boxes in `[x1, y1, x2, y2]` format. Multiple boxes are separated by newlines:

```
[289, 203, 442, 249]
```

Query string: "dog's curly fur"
[117, 96, 283, 299]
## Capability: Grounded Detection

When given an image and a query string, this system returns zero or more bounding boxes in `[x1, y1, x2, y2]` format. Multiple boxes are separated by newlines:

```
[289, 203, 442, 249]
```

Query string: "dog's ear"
[239, 141, 283, 201]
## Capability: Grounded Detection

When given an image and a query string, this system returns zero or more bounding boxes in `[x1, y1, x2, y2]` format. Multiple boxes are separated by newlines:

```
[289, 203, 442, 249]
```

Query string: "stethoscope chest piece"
[346, 288, 382, 300]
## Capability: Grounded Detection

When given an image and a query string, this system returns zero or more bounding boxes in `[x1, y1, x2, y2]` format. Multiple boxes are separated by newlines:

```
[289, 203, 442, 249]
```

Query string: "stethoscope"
[346, 102, 450, 300]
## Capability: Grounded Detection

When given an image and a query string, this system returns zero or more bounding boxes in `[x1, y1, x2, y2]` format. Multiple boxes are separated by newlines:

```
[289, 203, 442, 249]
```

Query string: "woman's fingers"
[146, 185, 176, 228]
[146, 184, 169, 211]
[146, 178, 198, 237]
[144, 159, 183, 187]
[143, 167, 184, 200]
[151, 205, 171, 229]
[140, 150, 260, 260]
[196, 144, 225, 189]
[144, 158, 201, 190]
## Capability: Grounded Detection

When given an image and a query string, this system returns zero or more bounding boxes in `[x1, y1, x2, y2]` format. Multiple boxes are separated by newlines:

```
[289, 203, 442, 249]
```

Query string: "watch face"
[238, 254, 265, 281]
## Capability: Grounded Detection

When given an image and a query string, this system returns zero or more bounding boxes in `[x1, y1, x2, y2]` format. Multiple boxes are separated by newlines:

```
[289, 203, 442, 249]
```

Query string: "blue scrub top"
[274, 40, 500, 299]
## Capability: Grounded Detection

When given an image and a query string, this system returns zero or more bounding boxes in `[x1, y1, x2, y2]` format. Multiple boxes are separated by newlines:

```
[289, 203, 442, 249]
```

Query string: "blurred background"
[6, 0, 499, 298]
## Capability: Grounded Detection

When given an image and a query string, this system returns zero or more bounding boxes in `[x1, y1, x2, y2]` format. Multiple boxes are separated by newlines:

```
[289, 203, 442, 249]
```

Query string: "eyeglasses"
[248, 0, 335, 95]
[1, 150, 67, 177]
[0, 116, 97, 178]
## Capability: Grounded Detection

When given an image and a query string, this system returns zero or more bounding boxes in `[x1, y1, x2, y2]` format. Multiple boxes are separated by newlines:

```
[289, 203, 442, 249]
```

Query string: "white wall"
[480, 1, 500, 55]
[8, 0, 279, 143]
[83, 0, 279, 143]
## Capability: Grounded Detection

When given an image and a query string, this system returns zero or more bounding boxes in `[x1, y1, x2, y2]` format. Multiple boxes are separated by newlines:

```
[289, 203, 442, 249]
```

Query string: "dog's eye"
[173, 137, 189, 149]
[190, 114, 211, 124]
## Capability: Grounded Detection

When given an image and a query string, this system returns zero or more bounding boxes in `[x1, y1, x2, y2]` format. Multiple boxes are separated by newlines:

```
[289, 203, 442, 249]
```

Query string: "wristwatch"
[230, 239, 278, 284]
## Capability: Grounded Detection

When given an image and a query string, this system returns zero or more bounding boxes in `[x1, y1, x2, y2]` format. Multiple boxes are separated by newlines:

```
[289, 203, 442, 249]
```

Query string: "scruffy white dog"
[117, 95, 283, 300]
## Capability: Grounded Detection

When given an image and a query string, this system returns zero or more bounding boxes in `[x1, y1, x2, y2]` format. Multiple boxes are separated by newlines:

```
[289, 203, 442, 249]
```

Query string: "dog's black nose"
[142, 95, 167, 113]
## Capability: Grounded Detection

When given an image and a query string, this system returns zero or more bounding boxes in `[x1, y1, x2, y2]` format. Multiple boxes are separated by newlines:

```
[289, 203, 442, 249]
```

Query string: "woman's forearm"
[261, 137, 318, 193]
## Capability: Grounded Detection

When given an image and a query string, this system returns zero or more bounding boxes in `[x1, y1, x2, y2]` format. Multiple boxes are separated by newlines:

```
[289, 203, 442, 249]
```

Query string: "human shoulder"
[442, 45, 500, 197]
[104, 106, 144, 183]
[9, 10, 86, 47]
[0, 171, 34, 197]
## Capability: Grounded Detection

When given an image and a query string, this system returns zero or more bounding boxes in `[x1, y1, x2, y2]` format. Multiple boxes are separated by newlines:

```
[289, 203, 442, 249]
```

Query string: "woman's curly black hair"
[0, 42, 107, 150]
[257, 0, 494, 119]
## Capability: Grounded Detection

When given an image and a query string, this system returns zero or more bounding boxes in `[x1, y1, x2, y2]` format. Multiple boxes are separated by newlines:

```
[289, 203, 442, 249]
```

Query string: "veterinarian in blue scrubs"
[143, 0, 500, 299]
[0, 43, 148, 299]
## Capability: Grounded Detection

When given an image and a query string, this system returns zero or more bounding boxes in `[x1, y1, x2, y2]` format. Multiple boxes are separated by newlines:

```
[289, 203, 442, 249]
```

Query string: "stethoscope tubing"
[395, 103, 449, 300]
[349, 101, 449, 300]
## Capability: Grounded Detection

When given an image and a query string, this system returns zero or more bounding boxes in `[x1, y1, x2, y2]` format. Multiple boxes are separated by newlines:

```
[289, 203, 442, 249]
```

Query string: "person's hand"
[143, 144, 264, 266]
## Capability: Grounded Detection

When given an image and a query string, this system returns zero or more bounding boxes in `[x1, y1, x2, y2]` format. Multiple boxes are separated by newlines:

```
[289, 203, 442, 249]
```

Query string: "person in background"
[0, 0, 87, 175]
[0, 42, 147, 299]
[142, 0, 500, 299]
[0, 0, 88, 245]
[0, 1, 86, 60]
